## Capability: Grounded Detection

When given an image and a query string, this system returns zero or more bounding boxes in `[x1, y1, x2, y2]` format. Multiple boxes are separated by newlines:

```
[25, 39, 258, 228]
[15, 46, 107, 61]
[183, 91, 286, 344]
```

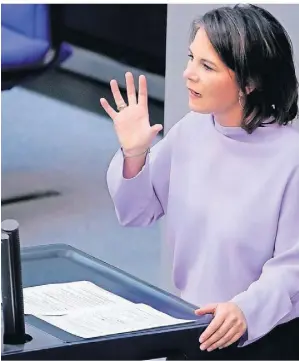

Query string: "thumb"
[194, 303, 218, 316]
[151, 124, 163, 137]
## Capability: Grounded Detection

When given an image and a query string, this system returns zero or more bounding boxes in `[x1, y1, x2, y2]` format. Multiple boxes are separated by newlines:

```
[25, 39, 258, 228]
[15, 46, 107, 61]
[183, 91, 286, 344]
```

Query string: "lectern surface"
[2, 244, 212, 360]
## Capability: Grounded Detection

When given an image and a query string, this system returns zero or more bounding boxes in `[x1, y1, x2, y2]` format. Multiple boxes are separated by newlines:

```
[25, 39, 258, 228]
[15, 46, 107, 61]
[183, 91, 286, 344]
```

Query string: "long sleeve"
[106, 121, 181, 227]
[231, 165, 299, 346]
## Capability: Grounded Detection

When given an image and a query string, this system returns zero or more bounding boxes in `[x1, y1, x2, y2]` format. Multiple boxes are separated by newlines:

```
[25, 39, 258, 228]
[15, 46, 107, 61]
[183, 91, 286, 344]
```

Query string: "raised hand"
[100, 72, 163, 155]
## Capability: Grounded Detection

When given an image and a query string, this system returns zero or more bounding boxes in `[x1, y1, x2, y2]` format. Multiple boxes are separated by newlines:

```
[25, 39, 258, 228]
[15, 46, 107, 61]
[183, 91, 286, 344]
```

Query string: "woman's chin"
[188, 100, 210, 114]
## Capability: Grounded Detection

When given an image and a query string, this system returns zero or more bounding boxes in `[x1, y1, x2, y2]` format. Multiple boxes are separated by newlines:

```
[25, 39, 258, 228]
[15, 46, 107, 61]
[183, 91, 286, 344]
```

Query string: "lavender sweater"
[107, 112, 299, 346]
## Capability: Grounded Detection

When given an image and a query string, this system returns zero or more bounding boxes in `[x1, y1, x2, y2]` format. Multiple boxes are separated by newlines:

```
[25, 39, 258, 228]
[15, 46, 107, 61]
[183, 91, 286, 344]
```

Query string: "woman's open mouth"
[188, 89, 202, 98]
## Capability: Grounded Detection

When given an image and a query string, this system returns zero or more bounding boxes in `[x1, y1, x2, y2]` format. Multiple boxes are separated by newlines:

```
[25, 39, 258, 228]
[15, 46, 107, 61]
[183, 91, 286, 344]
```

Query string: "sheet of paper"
[37, 303, 193, 338]
[23, 281, 132, 316]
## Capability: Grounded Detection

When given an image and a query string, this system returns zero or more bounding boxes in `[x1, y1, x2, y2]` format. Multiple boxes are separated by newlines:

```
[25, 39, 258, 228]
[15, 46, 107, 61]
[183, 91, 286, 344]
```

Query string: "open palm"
[100, 72, 163, 153]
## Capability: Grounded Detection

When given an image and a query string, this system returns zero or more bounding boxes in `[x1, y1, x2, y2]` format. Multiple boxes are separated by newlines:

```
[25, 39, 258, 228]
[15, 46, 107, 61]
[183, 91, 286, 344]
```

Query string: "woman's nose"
[183, 66, 199, 82]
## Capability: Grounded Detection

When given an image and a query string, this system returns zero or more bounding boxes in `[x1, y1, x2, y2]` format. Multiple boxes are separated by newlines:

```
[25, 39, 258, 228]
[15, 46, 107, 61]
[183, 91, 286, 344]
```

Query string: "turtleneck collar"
[212, 115, 280, 142]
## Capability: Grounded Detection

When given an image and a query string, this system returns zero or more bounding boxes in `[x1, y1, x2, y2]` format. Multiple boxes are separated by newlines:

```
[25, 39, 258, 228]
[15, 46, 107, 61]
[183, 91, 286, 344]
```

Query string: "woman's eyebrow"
[189, 48, 217, 67]
[201, 58, 217, 67]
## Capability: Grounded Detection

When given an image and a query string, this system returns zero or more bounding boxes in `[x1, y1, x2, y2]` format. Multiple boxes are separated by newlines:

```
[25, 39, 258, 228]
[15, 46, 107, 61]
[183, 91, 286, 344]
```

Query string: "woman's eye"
[188, 54, 194, 60]
[203, 63, 213, 71]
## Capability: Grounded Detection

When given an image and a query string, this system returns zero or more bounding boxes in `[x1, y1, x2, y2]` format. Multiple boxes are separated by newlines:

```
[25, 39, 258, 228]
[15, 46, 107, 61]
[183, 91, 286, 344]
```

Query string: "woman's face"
[183, 27, 242, 119]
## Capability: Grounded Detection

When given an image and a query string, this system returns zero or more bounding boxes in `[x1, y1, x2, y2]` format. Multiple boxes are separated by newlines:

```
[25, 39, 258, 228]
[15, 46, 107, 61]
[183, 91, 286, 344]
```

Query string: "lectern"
[1, 221, 213, 360]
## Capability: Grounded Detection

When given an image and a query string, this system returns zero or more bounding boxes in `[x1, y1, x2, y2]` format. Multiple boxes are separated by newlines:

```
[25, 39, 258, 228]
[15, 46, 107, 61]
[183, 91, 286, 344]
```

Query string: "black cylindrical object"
[1, 219, 26, 344]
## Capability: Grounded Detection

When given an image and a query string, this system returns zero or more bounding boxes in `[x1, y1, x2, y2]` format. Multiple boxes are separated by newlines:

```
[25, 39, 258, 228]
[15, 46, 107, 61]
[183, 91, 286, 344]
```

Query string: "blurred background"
[1, 3, 167, 290]
[2, 4, 299, 294]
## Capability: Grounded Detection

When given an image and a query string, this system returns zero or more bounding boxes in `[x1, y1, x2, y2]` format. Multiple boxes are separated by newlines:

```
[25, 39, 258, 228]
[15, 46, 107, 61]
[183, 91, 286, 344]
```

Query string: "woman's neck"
[213, 104, 244, 127]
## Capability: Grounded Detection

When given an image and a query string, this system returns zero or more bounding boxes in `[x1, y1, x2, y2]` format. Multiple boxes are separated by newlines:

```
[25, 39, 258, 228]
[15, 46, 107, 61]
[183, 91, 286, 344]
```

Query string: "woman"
[101, 4, 299, 360]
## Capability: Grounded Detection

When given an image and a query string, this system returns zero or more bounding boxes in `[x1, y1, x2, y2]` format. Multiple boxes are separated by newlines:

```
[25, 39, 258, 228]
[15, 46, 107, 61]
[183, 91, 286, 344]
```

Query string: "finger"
[110, 79, 126, 109]
[125, 72, 137, 105]
[100, 98, 117, 120]
[218, 331, 243, 349]
[151, 124, 163, 136]
[206, 325, 238, 351]
[200, 320, 232, 351]
[199, 313, 225, 344]
[195, 304, 218, 316]
[138, 75, 148, 108]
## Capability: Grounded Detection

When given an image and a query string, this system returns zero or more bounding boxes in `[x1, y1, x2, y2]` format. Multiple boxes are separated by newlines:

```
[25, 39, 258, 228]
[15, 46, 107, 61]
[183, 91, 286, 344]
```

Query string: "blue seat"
[1, 4, 72, 90]
[1, 4, 72, 205]
[2, 26, 50, 67]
